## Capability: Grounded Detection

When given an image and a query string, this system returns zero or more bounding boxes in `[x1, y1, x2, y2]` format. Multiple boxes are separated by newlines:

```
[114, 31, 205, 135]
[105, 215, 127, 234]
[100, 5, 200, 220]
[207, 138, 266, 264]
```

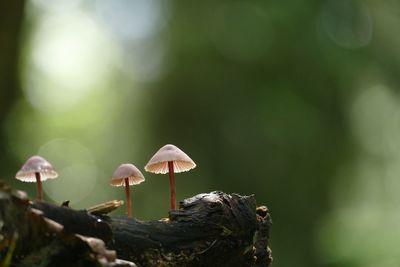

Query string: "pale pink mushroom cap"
[144, 144, 196, 174]
[16, 155, 58, 182]
[110, 163, 145, 187]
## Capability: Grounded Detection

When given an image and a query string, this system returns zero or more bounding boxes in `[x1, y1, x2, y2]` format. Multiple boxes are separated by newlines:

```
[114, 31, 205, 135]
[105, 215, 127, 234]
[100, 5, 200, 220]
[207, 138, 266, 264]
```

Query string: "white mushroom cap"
[16, 155, 58, 182]
[110, 163, 145, 187]
[144, 144, 196, 174]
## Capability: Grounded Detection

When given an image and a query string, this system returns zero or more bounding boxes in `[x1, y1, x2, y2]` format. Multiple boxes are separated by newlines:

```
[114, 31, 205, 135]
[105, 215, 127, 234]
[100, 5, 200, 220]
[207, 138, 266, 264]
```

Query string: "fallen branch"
[0, 182, 272, 266]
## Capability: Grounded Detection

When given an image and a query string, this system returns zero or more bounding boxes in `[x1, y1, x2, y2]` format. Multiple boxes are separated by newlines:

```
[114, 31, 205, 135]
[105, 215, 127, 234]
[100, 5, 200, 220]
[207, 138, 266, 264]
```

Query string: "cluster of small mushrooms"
[15, 144, 196, 217]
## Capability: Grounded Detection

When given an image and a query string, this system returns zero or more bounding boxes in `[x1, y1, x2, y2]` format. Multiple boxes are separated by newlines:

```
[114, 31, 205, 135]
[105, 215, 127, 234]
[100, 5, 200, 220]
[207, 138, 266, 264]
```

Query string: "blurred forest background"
[1, 1, 400, 267]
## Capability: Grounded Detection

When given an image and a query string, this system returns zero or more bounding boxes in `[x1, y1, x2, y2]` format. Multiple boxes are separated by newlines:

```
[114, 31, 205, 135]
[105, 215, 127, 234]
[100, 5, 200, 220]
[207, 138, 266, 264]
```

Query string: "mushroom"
[145, 144, 196, 210]
[15, 155, 58, 201]
[110, 164, 145, 218]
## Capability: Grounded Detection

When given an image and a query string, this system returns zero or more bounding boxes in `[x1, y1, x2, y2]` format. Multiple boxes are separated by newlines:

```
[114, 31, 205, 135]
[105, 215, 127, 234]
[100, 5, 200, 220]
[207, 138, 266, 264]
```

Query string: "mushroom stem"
[124, 178, 132, 218]
[168, 161, 176, 210]
[35, 172, 43, 201]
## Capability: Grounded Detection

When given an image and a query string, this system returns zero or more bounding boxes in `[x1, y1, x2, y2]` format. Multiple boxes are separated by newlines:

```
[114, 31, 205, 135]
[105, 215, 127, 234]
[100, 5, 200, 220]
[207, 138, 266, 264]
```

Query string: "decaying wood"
[0, 182, 272, 267]
[0, 182, 135, 267]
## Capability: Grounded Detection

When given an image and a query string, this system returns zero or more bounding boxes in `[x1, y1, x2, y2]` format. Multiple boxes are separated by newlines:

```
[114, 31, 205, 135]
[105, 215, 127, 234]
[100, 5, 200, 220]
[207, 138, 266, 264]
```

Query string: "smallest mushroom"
[110, 164, 145, 218]
[15, 155, 58, 201]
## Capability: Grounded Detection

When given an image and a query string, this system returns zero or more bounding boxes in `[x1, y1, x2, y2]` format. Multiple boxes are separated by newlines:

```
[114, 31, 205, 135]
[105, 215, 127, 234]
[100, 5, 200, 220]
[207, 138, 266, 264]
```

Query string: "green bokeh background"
[1, 1, 400, 266]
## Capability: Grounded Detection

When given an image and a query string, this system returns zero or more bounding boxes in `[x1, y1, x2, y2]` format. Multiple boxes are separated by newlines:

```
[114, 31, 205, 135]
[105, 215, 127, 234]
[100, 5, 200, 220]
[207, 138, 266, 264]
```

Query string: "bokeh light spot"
[38, 139, 98, 204]
[94, 0, 165, 42]
[320, 0, 373, 49]
[44, 164, 98, 204]
[350, 85, 400, 156]
[23, 11, 118, 112]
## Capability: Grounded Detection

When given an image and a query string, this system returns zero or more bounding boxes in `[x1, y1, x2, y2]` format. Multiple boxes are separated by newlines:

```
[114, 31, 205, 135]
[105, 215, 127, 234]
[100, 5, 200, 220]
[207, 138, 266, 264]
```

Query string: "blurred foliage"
[1, 1, 400, 267]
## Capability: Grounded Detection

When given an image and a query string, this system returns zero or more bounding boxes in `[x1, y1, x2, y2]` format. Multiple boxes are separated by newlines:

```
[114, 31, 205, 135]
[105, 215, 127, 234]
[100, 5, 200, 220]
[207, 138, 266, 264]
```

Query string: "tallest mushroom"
[145, 144, 196, 210]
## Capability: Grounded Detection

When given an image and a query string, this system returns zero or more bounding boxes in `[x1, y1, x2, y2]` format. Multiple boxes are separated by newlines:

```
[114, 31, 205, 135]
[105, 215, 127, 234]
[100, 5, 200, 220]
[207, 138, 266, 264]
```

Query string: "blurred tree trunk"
[0, 0, 25, 167]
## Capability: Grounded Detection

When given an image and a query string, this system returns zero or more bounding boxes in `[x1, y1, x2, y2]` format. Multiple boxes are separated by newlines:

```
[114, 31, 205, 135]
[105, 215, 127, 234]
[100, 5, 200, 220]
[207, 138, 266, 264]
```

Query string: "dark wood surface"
[0, 182, 272, 267]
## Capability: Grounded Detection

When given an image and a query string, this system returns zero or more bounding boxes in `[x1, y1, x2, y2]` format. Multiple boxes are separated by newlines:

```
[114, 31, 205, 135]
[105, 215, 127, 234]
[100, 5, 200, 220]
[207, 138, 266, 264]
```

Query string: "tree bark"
[0, 182, 272, 267]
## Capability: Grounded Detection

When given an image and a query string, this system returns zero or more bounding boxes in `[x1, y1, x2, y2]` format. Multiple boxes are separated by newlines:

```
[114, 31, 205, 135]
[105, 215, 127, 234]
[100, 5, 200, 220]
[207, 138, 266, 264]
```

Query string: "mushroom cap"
[110, 163, 145, 187]
[16, 155, 58, 182]
[144, 144, 196, 174]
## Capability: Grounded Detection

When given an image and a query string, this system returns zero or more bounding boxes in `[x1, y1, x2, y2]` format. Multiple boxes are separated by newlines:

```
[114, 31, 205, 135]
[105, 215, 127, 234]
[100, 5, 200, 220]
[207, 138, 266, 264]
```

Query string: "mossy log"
[0, 182, 272, 267]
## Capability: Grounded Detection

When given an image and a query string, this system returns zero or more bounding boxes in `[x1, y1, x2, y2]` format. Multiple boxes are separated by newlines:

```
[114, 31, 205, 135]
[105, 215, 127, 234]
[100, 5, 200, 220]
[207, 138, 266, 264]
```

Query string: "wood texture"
[0, 182, 272, 267]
